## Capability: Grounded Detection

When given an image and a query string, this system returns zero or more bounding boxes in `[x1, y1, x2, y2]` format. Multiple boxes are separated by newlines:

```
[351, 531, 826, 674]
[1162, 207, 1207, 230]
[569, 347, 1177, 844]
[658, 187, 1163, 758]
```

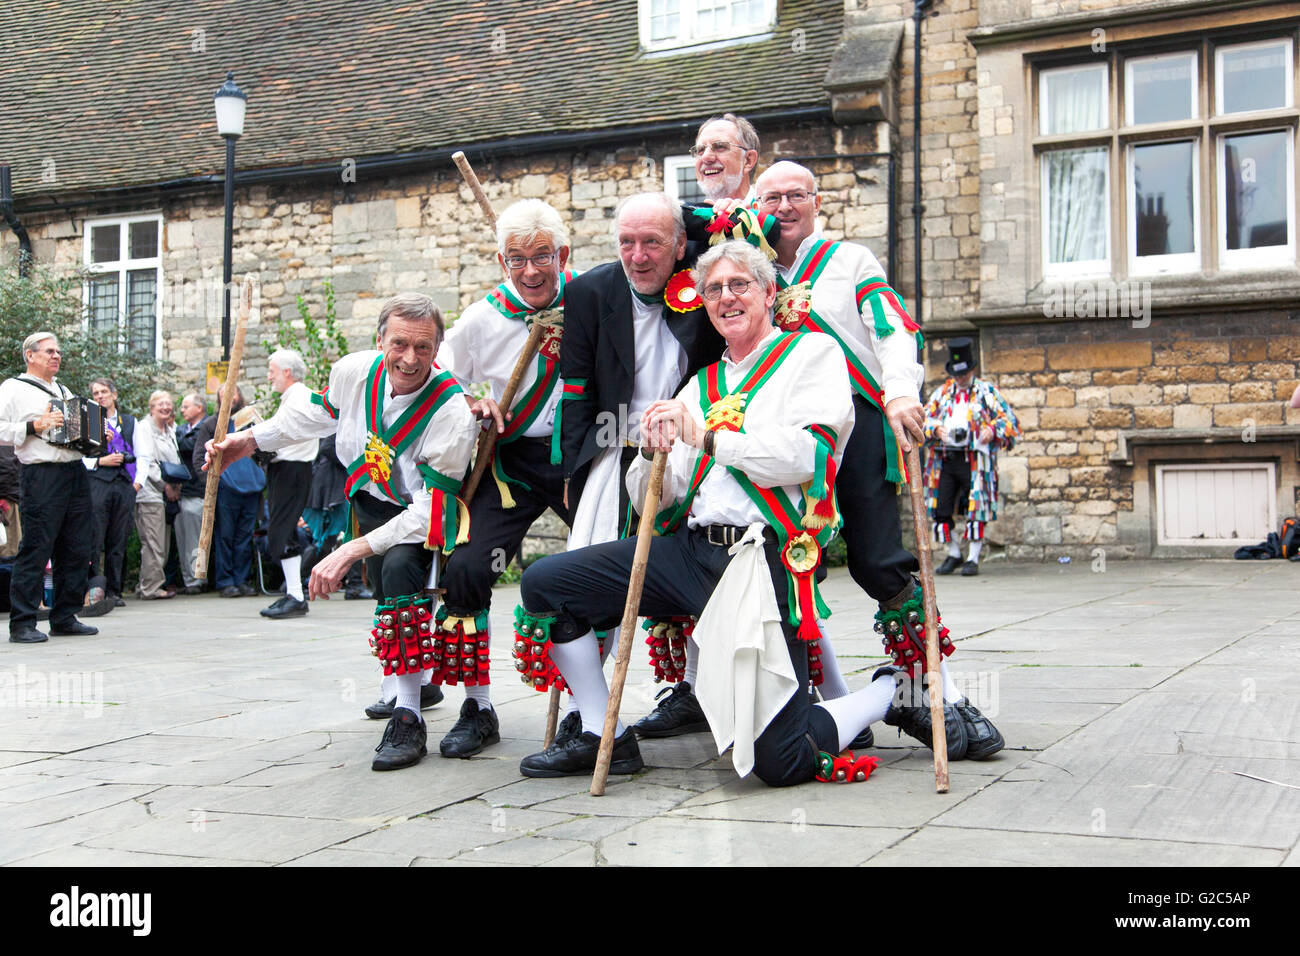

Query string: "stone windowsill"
[1109, 426, 1300, 465]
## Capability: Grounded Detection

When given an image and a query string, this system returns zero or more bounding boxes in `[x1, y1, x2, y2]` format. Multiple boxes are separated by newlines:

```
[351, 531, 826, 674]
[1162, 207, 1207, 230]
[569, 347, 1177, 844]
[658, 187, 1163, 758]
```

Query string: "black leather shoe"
[238, 584, 258, 596]
[954, 700, 1004, 760]
[552, 711, 582, 747]
[220, 586, 242, 597]
[344, 587, 374, 601]
[364, 682, 445, 719]
[9, 628, 47, 644]
[372, 707, 427, 771]
[632, 681, 710, 738]
[260, 595, 309, 619]
[936, 555, 961, 575]
[111, 594, 126, 608]
[877, 665, 969, 760]
[440, 698, 501, 758]
[519, 727, 643, 778]
[849, 726, 875, 750]
[961, 561, 979, 576]
[50, 619, 98, 636]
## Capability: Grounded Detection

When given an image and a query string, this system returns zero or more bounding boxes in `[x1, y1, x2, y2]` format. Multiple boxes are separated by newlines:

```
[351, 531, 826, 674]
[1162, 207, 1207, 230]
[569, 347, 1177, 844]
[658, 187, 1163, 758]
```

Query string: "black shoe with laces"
[552, 711, 582, 747]
[519, 727, 643, 778]
[371, 707, 427, 771]
[961, 561, 980, 576]
[936, 555, 962, 575]
[954, 700, 1004, 760]
[260, 595, 309, 618]
[439, 698, 501, 758]
[364, 682, 445, 720]
[50, 619, 98, 636]
[632, 681, 710, 738]
[876, 665, 969, 760]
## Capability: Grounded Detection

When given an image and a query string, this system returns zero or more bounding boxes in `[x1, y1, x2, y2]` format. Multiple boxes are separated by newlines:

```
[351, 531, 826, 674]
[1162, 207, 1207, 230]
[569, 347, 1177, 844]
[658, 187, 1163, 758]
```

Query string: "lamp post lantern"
[214, 71, 247, 361]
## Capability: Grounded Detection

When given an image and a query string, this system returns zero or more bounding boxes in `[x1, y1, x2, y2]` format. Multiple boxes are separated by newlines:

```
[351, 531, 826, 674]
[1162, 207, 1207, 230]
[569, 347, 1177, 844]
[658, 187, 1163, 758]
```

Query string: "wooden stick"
[194, 277, 254, 581]
[904, 442, 950, 794]
[451, 150, 497, 230]
[591, 451, 667, 796]
[542, 686, 562, 748]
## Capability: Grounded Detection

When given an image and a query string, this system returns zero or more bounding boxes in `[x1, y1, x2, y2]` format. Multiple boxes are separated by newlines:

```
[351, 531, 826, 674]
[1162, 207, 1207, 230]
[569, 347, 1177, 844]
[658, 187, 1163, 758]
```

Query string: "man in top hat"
[924, 337, 1020, 576]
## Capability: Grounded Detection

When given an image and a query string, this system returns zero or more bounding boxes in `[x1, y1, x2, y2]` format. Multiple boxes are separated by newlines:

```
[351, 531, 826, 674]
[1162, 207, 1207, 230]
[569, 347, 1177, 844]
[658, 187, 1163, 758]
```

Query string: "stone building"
[2, 0, 1298, 560]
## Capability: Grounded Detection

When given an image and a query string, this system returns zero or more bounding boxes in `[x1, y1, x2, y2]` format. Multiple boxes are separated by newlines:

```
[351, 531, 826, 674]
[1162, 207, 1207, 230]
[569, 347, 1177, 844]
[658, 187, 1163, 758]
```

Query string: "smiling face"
[378, 313, 439, 395]
[498, 236, 569, 312]
[90, 381, 118, 414]
[25, 336, 61, 381]
[700, 257, 777, 358]
[616, 197, 686, 297]
[693, 119, 757, 202]
[755, 162, 821, 248]
[150, 395, 174, 428]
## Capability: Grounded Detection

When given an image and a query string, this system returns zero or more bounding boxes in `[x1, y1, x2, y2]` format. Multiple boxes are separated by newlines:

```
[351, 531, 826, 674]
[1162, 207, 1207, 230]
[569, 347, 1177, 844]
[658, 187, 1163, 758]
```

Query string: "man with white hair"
[259, 349, 319, 618]
[0, 332, 99, 642]
[691, 112, 760, 204]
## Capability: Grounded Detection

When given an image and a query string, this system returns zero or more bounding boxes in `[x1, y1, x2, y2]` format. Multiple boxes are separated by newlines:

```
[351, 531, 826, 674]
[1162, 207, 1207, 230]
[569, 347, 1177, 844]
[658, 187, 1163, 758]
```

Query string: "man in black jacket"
[85, 378, 137, 606]
[191, 387, 260, 596]
[173, 393, 208, 593]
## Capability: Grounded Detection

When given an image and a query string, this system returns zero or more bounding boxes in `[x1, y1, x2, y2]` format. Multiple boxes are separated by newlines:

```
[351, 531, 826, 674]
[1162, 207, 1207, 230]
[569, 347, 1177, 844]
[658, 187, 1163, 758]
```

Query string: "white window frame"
[638, 0, 777, 53]
[1217, 127, 1296, 270]
[1127, 138, 1201, 276]
[1039, 63, 1109, 136]
[1040, 146, 1112, 278]
[1125, 51, 1198, 127]
[1155, 462, 1277, 547]
[1215, 37, 1294, 116]
[663, 154, 705, 203]
[82, 212, 164, 359]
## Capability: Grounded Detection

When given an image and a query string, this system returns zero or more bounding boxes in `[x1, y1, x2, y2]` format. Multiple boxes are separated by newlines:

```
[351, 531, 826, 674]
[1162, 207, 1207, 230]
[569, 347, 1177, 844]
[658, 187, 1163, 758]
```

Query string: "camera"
[949, 427, 968, 444]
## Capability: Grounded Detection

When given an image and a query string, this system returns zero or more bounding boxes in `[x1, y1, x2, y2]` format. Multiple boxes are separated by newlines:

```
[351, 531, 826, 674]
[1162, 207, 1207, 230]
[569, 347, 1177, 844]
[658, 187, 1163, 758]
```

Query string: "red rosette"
[664, 270, 701, 313]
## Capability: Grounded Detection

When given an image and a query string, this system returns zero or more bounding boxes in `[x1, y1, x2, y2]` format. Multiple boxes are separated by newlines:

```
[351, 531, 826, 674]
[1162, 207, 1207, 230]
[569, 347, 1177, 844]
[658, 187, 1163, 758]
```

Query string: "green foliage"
[0, 258, 175, 415]
[254, 278, 350, 413]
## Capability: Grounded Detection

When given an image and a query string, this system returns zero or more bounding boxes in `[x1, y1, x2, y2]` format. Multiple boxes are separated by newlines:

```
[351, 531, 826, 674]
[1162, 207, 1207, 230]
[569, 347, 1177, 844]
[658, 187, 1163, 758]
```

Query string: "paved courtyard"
[1, 558, 1297, 866]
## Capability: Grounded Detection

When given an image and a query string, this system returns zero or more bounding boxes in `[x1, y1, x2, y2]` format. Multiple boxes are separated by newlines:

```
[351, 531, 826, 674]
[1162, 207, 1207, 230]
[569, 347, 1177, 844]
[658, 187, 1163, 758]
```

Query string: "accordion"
[46, 396, 107, 456]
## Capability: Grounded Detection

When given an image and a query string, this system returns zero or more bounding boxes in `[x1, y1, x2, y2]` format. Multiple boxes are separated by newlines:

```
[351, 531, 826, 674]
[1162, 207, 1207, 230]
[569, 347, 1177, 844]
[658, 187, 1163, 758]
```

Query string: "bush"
[254, 278, 349, 414]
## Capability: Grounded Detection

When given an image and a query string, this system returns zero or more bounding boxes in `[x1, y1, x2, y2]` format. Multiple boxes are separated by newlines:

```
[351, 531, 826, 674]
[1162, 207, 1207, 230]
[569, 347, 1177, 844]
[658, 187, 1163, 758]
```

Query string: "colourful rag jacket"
[922, 377, 1019, 523]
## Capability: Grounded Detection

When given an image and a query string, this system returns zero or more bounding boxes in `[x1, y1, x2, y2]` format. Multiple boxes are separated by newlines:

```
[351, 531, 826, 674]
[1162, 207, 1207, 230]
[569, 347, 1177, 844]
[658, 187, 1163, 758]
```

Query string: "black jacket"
[174, 418, 206, 498]
[558, 260, 724, 481]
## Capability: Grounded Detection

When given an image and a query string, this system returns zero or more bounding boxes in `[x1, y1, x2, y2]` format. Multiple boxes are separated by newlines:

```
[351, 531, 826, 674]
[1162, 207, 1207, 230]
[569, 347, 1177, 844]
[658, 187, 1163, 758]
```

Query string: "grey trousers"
[135, 500, 169, 598]
[174, 496, 204, 587]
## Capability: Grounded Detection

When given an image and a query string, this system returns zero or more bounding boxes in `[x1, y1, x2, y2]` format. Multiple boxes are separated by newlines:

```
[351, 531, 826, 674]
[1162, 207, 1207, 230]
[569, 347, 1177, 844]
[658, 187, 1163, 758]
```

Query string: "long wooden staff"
[194, 277, 254, 581]
[591, 451, 667, 796]
[904, 441, 950, 794]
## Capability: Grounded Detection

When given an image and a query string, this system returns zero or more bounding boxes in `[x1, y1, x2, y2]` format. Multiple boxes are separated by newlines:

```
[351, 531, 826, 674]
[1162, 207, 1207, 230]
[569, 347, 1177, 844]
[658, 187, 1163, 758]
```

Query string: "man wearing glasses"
[753, 161, 1005, 761]
[0, 333, 99, 643]
[690, 112, 761, 205]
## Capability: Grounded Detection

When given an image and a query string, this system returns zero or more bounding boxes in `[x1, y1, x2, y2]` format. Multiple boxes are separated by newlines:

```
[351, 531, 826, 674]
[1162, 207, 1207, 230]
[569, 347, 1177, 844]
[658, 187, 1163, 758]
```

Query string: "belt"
[695, 524, 751, 547]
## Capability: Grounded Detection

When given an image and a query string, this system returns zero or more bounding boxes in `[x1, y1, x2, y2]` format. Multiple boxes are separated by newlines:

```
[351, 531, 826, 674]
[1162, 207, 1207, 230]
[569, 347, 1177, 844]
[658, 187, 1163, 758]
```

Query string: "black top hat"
[945, 337, 977, 375]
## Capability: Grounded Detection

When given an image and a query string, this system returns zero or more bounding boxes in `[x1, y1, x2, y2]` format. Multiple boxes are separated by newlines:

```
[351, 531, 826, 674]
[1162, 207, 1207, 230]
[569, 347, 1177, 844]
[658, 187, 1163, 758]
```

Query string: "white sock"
[564, 629, 597, 716]
[549, 631, 623, 737]
[940, 660, 962, 704]
[421, 669, 432, 686]
[465, 683, 492, 711]
[281, 555, 303, 600]
[948, 539, 962, 559]
[814, 620, 850, 700]
[816, 673, 896, 752]
[967, 540, 983, 563]
[683, 636, 699, 687]
[381, 672, 397, 701]
[394, 672, 423, 714]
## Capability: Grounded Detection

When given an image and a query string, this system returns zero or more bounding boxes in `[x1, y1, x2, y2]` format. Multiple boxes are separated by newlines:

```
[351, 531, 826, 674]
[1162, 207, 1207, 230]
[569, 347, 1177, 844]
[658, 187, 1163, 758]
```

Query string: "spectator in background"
[0, 444, 19, 562]
[132, 390, 181, 600]
[85, 378, 137, 607]
[173, 393, 208, 593]
[192, 386, 263, 597]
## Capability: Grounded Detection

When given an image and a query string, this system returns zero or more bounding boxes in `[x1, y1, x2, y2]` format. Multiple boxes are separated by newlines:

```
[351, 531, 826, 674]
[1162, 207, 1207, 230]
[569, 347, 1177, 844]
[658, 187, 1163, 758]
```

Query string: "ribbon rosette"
[774, 283, 812, 331]
[664, 270, 701, 313]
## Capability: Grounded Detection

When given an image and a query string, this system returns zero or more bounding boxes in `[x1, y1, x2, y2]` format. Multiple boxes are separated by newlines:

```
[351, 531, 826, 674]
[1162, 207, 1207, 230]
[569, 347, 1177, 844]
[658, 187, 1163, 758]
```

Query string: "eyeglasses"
[758, 190, 815, 208]
[701, 278, 757, 301]
[503, 251, 559, 270]
[688, 141, 745, 158]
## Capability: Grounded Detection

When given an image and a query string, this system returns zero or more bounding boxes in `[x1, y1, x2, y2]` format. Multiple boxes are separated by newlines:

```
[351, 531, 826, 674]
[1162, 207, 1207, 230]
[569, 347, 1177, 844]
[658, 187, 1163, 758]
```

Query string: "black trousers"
[10, 460, 93, 634]
[837, 396, 919, 604]
[440, 436, 571, 615]
[350, 491, 433, 603]
[932, 449, 972, 527]
[266, 460, 314, 560]
[88, 476, 135, 597]
[521, 528, 839, 787]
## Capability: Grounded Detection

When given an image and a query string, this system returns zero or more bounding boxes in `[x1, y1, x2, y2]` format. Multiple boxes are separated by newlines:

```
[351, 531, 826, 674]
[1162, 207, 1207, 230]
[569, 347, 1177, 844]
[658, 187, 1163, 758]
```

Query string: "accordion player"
[45, 395, 107, 456]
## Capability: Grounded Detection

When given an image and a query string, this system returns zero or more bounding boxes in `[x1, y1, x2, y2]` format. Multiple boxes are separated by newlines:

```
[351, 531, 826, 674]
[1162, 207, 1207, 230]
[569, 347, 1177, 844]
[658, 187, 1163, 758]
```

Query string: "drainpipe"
[0, 165, 33, 277]
[913, 0, 935, 325]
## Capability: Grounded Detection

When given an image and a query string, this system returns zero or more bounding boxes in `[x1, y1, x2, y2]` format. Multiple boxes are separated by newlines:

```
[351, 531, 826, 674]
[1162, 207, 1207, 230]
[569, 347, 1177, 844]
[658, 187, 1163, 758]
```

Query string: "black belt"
[695, 524, 751, 547]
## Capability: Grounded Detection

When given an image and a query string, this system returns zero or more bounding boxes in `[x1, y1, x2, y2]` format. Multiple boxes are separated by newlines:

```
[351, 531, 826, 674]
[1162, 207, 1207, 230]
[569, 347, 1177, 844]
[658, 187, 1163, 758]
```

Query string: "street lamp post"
[213, 71, 247, 361]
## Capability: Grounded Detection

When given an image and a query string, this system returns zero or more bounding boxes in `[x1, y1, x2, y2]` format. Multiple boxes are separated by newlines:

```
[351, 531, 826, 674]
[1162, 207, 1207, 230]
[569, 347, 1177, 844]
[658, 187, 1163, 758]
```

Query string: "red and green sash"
[653, 333, 836, 641]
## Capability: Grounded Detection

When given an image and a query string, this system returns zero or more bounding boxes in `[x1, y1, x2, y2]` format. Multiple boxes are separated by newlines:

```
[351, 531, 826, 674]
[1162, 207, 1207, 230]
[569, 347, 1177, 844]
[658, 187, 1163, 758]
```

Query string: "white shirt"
[437, 286, 563, 441]
[627, 292, 688, 443]
[0, 375, 84, 465]
[132, 418, 180, 504]
[273, 381, 320, 462]
[774, 232, 924, 407]
[626, 327, 854, 529]
[250, 351, 479, 555]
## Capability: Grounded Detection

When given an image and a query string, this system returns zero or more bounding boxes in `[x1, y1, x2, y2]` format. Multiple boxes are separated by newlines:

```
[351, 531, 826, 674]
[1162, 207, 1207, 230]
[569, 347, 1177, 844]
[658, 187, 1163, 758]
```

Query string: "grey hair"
[377, 292, 445, 341]
[692, 240, 777, 297]
[612, 192, 685, 244]
[697, 112, 760, 153]
[147, 389, 173, 410]
[497, 200, 569, 255]
[21, 331, 58, 359]
[268, 348, 307, 383]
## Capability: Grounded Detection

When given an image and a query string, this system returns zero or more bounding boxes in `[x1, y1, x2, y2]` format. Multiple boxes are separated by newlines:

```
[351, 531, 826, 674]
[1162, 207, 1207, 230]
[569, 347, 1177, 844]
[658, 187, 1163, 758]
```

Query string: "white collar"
[722, 325, 782, 372]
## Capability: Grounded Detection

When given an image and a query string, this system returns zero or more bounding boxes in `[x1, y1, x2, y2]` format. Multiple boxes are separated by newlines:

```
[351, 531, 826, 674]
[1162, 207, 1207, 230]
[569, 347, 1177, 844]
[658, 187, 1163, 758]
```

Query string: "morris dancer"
[514, 241, 895, 784]
[427, 199, 576, 758]
[210, 293, 478, 771]
[924, 337, 1019, 577]
[754, 161, 1004, 759]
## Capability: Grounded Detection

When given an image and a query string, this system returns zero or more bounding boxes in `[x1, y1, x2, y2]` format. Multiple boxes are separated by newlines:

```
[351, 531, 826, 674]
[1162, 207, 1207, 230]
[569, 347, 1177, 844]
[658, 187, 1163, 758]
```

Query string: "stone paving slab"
[3, 559, 1297, 866]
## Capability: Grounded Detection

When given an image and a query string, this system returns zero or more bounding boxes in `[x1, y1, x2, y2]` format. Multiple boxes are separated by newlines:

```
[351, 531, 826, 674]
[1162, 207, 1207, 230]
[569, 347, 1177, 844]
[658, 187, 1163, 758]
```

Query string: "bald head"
[756, 161, 822, 255]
